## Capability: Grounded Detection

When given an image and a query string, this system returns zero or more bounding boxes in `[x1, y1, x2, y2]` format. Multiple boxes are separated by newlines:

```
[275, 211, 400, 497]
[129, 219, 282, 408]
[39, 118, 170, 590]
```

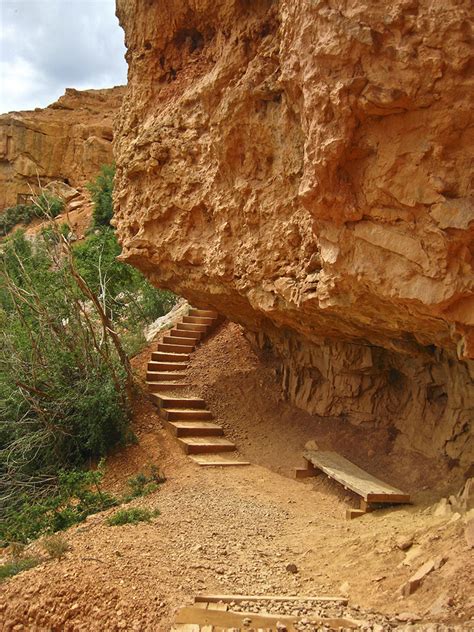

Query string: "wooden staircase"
[147, 307, 250, 467]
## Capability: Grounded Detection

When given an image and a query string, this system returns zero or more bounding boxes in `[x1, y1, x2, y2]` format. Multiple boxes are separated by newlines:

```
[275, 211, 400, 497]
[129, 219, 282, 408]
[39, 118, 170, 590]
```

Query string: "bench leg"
[346, 498, 375, 520]
[295, 458, 321, 479]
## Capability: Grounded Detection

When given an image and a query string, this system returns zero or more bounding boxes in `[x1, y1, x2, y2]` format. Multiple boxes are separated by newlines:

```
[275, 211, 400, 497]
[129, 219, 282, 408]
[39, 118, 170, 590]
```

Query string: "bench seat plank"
[303, 450, 410, 504]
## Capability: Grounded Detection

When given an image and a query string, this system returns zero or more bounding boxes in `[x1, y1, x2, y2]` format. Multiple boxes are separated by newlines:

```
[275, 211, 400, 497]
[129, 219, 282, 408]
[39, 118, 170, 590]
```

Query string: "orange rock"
[113, 0, 474, 466]
[0, 86, 125, 209]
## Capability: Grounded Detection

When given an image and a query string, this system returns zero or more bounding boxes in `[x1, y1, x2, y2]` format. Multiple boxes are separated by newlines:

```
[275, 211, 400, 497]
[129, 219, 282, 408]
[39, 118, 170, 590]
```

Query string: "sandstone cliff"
[0, 86, 125, 209]
[114, 0, 473, 466]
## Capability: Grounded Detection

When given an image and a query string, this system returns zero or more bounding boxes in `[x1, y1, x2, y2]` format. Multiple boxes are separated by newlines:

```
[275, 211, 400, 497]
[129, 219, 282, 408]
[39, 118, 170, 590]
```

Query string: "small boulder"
[465, 518, 474, 549]
[304, 439, 320, 451]
[285, 563, 298, 574]
[433, 497, 452, 518]
[400, 556, 447, 596]
[396, 535, 414, 551]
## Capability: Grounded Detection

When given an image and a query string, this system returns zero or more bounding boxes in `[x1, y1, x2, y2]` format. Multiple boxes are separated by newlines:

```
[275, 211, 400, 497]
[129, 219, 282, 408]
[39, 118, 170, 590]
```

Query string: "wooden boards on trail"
[295, 450, 410, 519]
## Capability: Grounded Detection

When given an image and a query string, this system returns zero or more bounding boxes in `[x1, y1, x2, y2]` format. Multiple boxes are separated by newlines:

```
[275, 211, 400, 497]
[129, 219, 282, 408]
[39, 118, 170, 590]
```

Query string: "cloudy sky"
[0, 0, 127, 113]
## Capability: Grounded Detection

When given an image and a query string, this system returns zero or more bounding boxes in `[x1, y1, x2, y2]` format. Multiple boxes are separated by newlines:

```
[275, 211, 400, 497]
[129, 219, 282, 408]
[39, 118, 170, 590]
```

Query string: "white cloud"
[0, 0, 127, 113]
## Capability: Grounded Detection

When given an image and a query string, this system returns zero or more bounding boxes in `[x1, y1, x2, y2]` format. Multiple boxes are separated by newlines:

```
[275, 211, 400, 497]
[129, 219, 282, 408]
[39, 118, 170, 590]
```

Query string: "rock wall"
[113, 0, 474, 466]
[0, 87, 125, 209]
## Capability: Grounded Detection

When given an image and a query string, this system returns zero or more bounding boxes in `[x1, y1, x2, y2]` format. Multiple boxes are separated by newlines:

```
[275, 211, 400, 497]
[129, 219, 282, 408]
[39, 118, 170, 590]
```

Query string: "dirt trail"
[1, 323, 472, 631]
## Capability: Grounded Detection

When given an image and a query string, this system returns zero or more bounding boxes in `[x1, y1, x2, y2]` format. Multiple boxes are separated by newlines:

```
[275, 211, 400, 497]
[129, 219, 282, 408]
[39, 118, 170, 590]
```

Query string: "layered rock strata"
[0, 87, 125, 209]
[114, 0, 473, 465]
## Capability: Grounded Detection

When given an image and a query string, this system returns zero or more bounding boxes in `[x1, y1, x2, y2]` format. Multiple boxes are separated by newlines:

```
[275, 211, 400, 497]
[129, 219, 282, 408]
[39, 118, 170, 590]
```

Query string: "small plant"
[107, 507, 159, 526]
[41, 534, 70, 560]
[0, 558, 40, 582]
[124, 466, 166, 501]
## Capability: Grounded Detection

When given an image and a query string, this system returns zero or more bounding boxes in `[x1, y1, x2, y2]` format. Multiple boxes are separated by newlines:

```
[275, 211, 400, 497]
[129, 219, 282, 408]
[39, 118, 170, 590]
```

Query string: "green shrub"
[125, 467, 165, 501]
[88, 164, 115, 227]
[107, 507, 159, 526]
[73, 227, 178, 327]
[35, 192, 64, 218]
[0, 229, 132, 543]
[0, 558, 39, 582]
[0, 194, 64, 237]
[2, 467, 118, 543]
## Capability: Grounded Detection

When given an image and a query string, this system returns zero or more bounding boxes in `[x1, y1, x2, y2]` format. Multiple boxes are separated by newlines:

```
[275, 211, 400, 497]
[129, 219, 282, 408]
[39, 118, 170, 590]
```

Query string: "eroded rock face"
[114, 0, 473, 465]
[0, 87, 125, 209]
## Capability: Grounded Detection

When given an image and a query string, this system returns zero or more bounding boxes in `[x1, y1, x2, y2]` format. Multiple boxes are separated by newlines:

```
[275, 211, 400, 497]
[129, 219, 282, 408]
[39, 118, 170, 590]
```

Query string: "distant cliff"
[0, 86, 125, 209]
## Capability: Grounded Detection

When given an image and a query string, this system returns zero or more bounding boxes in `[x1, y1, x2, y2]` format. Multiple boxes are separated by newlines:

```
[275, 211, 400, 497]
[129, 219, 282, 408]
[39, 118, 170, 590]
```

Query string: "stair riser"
[167, 424, 223, 438]
[147, 362, 187, 372]
[162, 336, 196, 347]
[147, 383, 188, 393]
[146, 372, 186, 381]
[151, 352, 190, 362]
[177, 323, 209, 333]
[182, 316, 216, 326]
[162, 410, 213, 421]
[157, 343, 194, 354]
[181, 443, 236, 455]
[155, 397, 206, 409]
[189, 309, 218, 318]
[169, 329, 201, 340]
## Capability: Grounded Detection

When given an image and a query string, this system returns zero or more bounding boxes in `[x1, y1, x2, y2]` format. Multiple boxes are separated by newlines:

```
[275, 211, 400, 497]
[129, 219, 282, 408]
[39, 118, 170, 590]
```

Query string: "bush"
[88, 164, 115, 227]
[41, 534, 70, 559]
[2, 467, 118, 543]
[0, 194, 64, 237]
[125, 467, 165, 501]
[73, 227, 178, 328]
[0, 229, 132, 543]
[107, 507, 159, 526]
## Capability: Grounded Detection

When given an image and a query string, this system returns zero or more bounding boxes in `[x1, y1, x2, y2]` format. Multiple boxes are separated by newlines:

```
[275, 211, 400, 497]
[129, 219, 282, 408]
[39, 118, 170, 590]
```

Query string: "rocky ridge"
[0, 86, 125, 209]
[113, 1, 473, 465]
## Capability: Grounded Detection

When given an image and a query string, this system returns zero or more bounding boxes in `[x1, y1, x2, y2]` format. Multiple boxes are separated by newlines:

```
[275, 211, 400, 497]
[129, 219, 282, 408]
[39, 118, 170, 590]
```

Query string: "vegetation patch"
[124, 466, 166, 501]
[0, 165, 175, 547]
[107, 507, 159, 527]
[0, 557, 40, 582]
[0, 193, 64, 237]
[41, 534, 71, 560]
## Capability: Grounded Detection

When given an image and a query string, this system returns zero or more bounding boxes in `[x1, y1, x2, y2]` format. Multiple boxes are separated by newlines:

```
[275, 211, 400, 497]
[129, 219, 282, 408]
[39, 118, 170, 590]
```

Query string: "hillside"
[1, 322, 472, 629]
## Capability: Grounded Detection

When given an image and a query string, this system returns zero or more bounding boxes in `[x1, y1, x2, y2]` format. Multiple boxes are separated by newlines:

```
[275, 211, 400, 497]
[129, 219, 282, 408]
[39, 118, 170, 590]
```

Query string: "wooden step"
[154, 395, 206, 409]
[177, 322, 208, 334]
[147, 361, 188, 373]
[151, 351, 190, 362]
[190, 454, 251, 466]
[161, 408, 213, 421]
[178, 436, 236, 454]
[146, 371, 186, 381]
[169, 329, 201, 340]
[189, 308, 218, 318]
[157, 342, 194, 354]
[167, 421, 224, 438]
[147, 382, 188, 393]
[163, 335, 196, 347]
[182, 315, 216, 326]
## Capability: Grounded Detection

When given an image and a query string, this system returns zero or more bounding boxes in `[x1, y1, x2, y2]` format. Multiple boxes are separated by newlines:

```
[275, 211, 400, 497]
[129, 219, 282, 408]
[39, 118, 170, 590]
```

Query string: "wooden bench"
[295, 450, 410, 519]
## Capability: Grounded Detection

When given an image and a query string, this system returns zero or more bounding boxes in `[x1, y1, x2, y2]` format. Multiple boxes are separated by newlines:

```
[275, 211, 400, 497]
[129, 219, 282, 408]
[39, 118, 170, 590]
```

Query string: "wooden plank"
[303, 450, 410, 503]
[175, 606, 360, 630]
[208, 602, 228, 612]
[195, 594, 348, 605]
